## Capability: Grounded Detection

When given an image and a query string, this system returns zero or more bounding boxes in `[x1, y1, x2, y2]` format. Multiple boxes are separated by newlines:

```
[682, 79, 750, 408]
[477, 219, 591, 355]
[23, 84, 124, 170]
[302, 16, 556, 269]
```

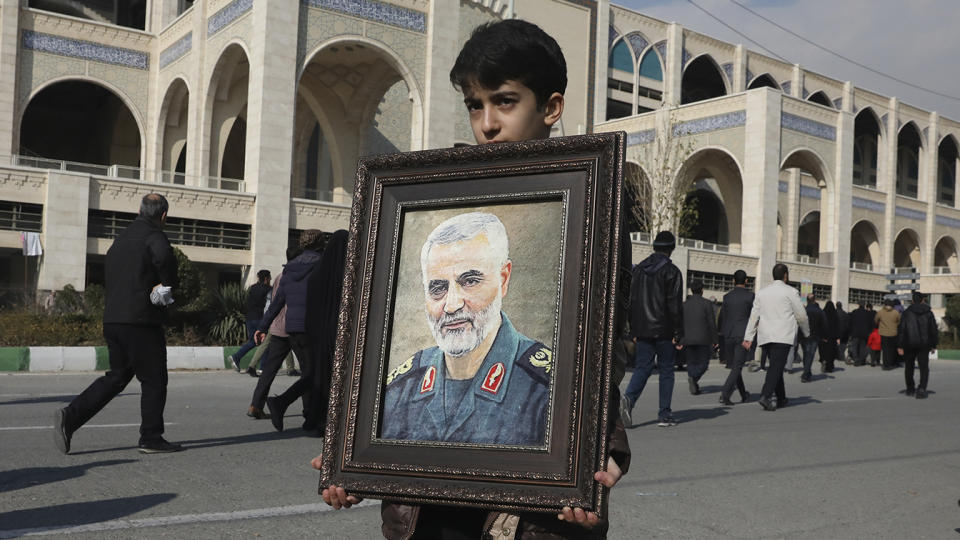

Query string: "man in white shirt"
[742, 263, 810, 411]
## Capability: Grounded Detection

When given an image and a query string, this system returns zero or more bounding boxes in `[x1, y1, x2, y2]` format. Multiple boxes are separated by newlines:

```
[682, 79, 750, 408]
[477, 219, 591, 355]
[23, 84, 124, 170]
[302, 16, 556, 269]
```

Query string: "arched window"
[853, 135, 878, 187]
[897, 147, 919, 198]
[609, 40, 634, 73]
[638, 50, 662, 81]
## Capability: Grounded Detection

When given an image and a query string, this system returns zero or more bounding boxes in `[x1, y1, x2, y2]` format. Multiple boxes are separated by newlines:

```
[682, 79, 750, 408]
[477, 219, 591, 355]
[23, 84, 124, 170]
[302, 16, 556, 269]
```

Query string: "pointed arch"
[748, 73, 780, 91]
[934, 235, 959, 272]
[675, 146, 744, 246]
[897, 121, 924, 198]
[893, 228, 922, 269]
[156, 77, 191, 182]
[638, 48, 663, 81]
[609, 38, 634, 73]
[937, 134, 958, 206]
[681, 54, 728, 105]
[850, 219, 881, 268]
[807, 90, 833, 108]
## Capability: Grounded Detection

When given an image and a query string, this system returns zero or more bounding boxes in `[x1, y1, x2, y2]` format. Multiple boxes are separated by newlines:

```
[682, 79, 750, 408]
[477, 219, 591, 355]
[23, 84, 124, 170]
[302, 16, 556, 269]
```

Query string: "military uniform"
[381, 313, 552, 446]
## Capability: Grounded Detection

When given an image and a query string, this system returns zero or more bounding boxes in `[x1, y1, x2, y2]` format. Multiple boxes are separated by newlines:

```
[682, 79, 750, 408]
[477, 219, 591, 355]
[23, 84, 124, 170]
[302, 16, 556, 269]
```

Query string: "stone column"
[185, 0, 207, 186]
[881, 97, 898, 271]
[662, 23, 683, 107]
[422, 0, 458, 149]
[790, 64, 802, 98]
[733, 44, 746, 93]
[38, 172, 90, 291]
[832, 110, 854, 303]
[922, 112, 939, 274]
[147, 0, 180, 33]
[244, 2, 298, 284]
[742, 88, 782, 288]
[842, 81, 854, 113]
[784, 169, 800, 257]
[0, 0, 20, 156]
[593, 0, 610, 126]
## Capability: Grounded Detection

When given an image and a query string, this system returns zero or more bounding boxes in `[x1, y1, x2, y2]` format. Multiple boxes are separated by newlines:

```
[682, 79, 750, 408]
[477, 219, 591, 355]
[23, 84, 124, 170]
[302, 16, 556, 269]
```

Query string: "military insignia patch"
[386, 356, 414, 385]
[529, 347, 552, 373]
[420, 366, 436, 394]
[481, 362, 505, 394]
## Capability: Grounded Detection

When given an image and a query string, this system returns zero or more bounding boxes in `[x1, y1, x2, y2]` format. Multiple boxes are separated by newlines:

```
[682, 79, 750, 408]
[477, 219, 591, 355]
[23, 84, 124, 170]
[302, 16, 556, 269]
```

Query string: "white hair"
[419, 212, 510, 280]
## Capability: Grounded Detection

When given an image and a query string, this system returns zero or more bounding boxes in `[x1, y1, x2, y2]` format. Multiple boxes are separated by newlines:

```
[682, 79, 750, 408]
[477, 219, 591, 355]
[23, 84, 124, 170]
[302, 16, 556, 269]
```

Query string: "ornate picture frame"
[320, 132, 626, 515]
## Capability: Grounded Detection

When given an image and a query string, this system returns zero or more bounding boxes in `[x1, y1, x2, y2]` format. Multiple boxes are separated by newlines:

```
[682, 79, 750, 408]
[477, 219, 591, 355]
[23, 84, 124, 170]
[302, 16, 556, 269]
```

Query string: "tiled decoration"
[721, 63, 733, 85]
[654, 40, 667, 62]
[682, 48, 692, 67]
[937, 215, 960, 228]
[881, 113, 888, 133]
[364, 79, 412, 155]
[781, 112, 836, 141]
[833, 97, 843, 110]
[923, 126, 929, 140]
[673, 110, 746, 137]
[852, 197, 885, 212]
[625, 32, 648, 60]
[304, 0, 426, 33]
[22, 30, 148, 70]
[746, 69, 754, 84]
[895, 206, 926, 221]
[160, 32, 192, 69]
[802, 88, 809, 99]
[609, 25, 619, 48]
[778, 181, 788, 193]
[208, 0, 253, 37]
[800, 185, 821, 200]
[781, 81, 791, 96]
[627, 129, 655, 146]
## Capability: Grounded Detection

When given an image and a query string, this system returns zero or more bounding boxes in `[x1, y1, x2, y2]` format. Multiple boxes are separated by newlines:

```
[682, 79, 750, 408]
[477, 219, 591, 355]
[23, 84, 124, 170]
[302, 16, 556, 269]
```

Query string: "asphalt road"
[1, 360, 958, 539]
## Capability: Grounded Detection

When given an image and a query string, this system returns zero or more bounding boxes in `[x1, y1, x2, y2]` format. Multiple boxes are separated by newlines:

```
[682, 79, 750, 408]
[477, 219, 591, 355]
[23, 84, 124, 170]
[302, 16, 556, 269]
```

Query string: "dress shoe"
[619, 395, 633, 428]
[739, 390, 750, 403]
[905, 388, 915, 396]
[719, 396, 734, 406]
[800, 374, 811, 383]
[246, 366, 259, 378]
[757, 397, 776, 411]
[138, 438, 183, 454]
[247, 406, 270, 419]
[688, 378, 701, 395]
[915, 388, 927, 399]
[267, 396, 286, 432]
[53, 408, 72, 454]
[228, 355, 241, 372]
[778, 397, 789, 408]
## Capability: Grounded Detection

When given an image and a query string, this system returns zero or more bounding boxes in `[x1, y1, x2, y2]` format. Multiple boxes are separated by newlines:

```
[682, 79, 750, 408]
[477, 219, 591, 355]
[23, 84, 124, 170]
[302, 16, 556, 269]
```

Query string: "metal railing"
[677, 237, 730, 253]
[778, 252, 819, 265]
[300, 187, 352, 205]
[850, 261, 873, 271]
[0, 201, 42, 232]
[7, 155, 246, 192]
[88, 209, 251, 250]
[932, 266, 954, 275]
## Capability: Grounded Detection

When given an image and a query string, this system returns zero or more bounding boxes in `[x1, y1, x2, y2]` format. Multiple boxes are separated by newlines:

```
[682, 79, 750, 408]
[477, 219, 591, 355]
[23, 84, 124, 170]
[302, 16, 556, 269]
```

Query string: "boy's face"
[462, 80, 563, 144]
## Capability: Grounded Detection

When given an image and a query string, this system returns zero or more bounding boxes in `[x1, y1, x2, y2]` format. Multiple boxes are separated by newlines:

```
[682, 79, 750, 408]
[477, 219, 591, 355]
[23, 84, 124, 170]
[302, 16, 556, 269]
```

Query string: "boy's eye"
[465, 101, 482, 112]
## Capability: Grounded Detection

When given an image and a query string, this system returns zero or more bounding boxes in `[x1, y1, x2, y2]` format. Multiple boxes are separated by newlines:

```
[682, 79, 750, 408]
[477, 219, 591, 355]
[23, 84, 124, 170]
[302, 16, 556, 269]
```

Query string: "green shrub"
[173, 248, 208, 312]
[0, 310, 103, 346]
[207, 283, 247, 345]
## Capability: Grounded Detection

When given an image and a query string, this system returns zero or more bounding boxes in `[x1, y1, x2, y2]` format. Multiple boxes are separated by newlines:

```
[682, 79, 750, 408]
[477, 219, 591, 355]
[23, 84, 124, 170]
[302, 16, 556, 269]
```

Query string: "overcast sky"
[615, 0, 960, 121]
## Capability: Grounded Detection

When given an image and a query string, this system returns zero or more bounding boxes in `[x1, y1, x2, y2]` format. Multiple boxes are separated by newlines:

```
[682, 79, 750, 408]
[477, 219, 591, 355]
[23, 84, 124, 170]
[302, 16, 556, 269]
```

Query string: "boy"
[317, 19, 631, 538]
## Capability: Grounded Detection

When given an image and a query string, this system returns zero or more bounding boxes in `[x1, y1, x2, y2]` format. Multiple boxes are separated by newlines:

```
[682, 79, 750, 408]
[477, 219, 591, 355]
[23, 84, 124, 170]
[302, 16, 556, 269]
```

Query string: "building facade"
[0, 0, 957, 311]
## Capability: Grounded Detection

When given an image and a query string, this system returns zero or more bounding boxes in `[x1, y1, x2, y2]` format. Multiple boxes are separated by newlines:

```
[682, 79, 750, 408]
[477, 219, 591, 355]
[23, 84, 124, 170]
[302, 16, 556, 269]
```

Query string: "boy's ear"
[542, 92, 564, 128]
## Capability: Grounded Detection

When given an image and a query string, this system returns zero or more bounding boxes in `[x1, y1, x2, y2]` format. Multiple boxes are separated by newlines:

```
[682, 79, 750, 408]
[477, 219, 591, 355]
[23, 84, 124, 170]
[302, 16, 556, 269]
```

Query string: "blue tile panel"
[778, 181, 788, 193]
[673, 110, 746, 137]
[626, 129, 655, 146]
[722, 62, 733, 84]
[609, 25, 618, 48]
[625, 32, 648, 60]
[746, 69, 754, 83]
[22, 30, 148, 70]
[682, 48, 692, 66]
[303, 0, 426, 33]
[833, 97, 843, 110]
[895, 206, 926, 221]
[208, 0, 253, 36]
[881, 113, 888, 133]
[800, 185, 821, 200]
[654, 40, 667, 62]
[852, 196, 885, 213]
[936, 215, 960, 228]
[781, 112, 836, 141]
[159, 32, 192, 69]
[781, 81, 792, 95]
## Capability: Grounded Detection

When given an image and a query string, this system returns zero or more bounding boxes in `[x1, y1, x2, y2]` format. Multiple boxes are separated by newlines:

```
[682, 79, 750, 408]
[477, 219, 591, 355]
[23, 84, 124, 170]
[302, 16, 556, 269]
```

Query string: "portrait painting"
[320, 132, 626, 515]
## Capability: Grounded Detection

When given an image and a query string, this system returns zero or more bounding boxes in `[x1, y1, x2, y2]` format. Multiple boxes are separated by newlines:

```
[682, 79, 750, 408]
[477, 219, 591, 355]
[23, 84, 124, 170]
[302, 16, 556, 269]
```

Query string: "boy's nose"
[481, 108, 499, 138]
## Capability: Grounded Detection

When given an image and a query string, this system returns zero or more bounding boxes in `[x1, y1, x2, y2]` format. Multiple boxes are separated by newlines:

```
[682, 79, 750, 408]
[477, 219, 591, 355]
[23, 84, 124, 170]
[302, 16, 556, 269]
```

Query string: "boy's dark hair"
[450, 19, 567, 108]
[256, 269, 271, 282]
[772, 263, 788, 281]
[690, 280, 704, 295]
[140, 193, 168, 221]
[733, 269, 747, 285]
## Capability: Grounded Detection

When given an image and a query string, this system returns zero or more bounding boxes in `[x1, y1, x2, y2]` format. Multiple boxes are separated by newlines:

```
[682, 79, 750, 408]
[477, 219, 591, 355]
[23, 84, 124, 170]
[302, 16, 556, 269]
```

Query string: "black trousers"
[270, 332, 332, 430]
[881, 336, 898, 369]
[818, 340, 835, 372]
[902, 347, 930, 390]
[720, 337, 748, 400]
[760, 343, 789, 402]
[251, 335, 292, 410]
[685, 345, 711, 383]
[65, 324, 167, 444]
[848, 337, 868, 365]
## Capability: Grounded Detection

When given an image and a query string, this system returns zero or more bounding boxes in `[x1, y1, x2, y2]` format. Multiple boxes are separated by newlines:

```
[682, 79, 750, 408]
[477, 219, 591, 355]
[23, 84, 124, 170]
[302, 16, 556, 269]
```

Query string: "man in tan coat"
[875, 299, 901, 370]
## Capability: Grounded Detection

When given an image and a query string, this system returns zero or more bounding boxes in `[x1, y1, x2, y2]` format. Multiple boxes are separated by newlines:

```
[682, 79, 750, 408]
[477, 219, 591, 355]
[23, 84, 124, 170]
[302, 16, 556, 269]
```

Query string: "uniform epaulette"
[517, 342, 552, 386]
[386, 354, 418, 385]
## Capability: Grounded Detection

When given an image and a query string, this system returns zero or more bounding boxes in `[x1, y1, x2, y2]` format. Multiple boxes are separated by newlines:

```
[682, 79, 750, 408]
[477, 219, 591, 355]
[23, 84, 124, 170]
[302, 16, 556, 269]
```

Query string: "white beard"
[426, 293, 502, 357]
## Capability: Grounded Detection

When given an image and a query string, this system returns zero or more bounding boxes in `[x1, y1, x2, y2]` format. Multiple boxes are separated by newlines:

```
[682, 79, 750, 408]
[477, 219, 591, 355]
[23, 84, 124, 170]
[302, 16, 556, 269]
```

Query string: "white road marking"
[0, 500, 380, 538]
[0, 423, 176, 431]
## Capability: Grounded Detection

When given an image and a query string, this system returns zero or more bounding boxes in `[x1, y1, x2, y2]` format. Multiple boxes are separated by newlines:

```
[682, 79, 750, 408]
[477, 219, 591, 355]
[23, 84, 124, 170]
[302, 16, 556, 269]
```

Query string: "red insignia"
[420, 366, 436, 394]
[481, 363, 505, 394]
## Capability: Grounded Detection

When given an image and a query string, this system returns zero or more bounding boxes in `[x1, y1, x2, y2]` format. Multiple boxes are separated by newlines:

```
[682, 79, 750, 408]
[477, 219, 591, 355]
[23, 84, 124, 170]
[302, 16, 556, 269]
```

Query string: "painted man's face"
[423, 233, 511, 357]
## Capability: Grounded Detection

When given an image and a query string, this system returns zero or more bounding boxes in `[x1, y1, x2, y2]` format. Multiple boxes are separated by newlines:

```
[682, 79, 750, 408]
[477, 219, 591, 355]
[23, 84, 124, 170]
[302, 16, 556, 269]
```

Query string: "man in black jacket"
[681, 280, 717, 395]
[717, 270, 753, 404]
[897, 292, 938, 399]
[229, 269, 272, 375]
[848, 302, 873, 366]
[622, 231, 684, 427]
[54, 194, 181, 454]
[836, 301, 850, 364]
[801, 295, 826, 383]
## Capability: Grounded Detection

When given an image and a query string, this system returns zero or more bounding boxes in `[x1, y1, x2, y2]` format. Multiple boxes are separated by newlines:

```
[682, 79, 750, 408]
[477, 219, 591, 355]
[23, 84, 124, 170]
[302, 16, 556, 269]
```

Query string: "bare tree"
[624, 110, 699, 238]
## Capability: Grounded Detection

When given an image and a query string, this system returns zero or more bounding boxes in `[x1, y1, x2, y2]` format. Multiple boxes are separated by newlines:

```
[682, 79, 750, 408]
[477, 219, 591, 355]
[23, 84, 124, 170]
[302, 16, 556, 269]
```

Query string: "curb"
[0, 346, 257, 372]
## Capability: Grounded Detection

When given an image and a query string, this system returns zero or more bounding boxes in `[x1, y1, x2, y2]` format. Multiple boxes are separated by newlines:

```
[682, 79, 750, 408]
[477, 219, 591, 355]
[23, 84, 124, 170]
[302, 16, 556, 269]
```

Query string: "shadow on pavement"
[69, 428, 307, 455]
[780, 395, 821, 407]
[0, 493, 176, 534]
[0, 393, 138, 407]
[0, 459, 135, 493]
[673, 407, 730, 423]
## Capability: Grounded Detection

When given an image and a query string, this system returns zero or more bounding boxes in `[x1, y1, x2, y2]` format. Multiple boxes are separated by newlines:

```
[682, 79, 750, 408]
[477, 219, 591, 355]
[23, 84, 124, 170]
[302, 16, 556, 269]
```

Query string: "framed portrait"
[320, 132, 626, 515]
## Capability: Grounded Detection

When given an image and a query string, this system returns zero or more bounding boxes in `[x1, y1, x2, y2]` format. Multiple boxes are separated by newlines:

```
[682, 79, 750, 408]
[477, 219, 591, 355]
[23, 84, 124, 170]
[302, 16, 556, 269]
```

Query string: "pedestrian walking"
[875, 299, 901, 370]
[897, 291, 938, 399]
[54, 193, 182, 454]
[868, 327, 882, 366]
[821, 301, 840, 373]
[848, 302, 873, 366]
[801, 294, 826, 382]
[681, 280, 717, 395]
[742, 263, 810, 411]
[622, 230, 684, 427]
[229, 269, 272, 375]
[717, 269, 753, 405]
[836, 301, 850, 364]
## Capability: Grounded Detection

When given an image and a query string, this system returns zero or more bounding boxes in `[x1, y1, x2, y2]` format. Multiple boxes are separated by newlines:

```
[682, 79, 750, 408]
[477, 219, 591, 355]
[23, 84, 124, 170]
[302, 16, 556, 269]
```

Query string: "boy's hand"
[322, 485, 363, 509]
[254, 331, 266, 345]
[556, 457, 621, 528]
